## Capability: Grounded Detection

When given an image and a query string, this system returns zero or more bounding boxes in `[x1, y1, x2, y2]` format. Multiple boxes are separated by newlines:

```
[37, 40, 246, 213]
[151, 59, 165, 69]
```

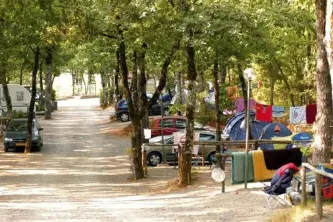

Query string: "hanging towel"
[235, 98, 256, 113]
[251, 150, 275, 181]
[272, 106, 285, 117]
[306, 104, 317, 124]
[232, 152, 254, 184]
[262, 148, 302, 170]
[290, 106, 306, 124]
[255, 103, 272, 122]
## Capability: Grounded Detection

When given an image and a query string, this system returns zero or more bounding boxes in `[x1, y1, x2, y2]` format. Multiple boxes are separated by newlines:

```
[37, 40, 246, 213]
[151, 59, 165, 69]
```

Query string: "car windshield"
[7, 119, 36, 131]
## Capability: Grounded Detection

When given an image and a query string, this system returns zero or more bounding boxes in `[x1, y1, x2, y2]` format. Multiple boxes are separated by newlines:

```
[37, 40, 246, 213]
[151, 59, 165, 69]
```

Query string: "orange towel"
[251, 150, 275, 181]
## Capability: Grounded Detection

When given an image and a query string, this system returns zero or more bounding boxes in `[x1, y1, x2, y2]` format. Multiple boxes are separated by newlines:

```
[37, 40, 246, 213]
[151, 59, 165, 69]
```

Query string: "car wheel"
[35, 146, 42, 152]
[120, 113, 130, 122]
[147, 152, 162, 166]
[208, 152, 216, 164]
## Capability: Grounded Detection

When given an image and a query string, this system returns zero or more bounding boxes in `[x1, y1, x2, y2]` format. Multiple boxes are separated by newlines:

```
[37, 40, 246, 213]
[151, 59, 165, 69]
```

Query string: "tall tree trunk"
[176, 70, 182, 105]
[100, 70, 107, 107]
[0, 60, 12, 118]
[213, 57, 222, 169]
[20, 61, 25, 86]
[313, 0, 333, 164]
[109, 74, 114, 104]
[115, 49, 120, 102]
[45, 47, 53, 120]
[237, 63, 247, 111]
[270, 77, 275, 106]
[25, 47, 39, 153]
[179, 31, 197, 188]
[277, 64, 295, 106]
[71, 70, 75, 96]
[39, 61, 44, 109]
[220, 62, 227, 84]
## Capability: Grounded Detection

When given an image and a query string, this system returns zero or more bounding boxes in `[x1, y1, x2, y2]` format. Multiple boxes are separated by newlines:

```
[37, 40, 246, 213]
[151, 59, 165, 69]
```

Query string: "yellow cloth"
[272, 136, 292, 150]
[251, 150, 275, 181]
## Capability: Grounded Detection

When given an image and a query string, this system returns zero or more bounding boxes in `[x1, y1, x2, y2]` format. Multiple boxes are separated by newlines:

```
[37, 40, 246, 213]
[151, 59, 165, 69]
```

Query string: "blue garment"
[272, 106, 285, 118]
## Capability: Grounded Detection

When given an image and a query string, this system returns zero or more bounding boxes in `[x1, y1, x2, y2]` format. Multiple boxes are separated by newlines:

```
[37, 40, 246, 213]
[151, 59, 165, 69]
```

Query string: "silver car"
[144, 130, 221, 166]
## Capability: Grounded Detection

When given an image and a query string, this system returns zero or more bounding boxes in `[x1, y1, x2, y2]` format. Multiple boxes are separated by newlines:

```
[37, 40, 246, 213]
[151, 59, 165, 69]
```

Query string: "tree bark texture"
[213, 58, 222, 168]
[100, 70, 108, 108]
[220, 62, 227, 85]
[237, 63, 247, 112]
[115, 49, 120, 102]
[44, 47, 53, 120]
[313, 0, 333, 164]
[270, 77, 275, 106]
[25, 47, 39, 153]
[179, 32, 197, 188]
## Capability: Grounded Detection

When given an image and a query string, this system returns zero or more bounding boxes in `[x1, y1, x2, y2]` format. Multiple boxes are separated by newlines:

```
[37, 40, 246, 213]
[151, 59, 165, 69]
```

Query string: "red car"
[149, 116, 206, 137]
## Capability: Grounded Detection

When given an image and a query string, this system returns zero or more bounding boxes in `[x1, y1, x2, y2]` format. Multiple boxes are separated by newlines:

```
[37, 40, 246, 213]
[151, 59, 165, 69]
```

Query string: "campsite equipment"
[259, 122, 292, 150]
[223, 111, 269, 141]
[262, 163, 298, 209]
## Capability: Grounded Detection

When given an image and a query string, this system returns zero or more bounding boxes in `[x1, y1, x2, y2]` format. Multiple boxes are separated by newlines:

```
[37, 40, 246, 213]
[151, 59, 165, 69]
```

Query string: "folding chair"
[262, 163, 299, 210]
[262, 183, 292, 209]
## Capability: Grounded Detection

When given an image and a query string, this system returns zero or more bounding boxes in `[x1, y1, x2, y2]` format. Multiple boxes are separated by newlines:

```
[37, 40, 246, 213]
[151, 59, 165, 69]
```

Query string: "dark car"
[115, 94, 171, 122]
[3, 118, 44, 152]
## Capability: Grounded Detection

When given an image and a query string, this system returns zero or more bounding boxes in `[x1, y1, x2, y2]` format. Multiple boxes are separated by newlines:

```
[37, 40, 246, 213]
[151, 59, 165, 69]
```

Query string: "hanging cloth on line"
[290, 106, 306, 124]
[306, 104, 317, 124]
[255, 103, 272, 122]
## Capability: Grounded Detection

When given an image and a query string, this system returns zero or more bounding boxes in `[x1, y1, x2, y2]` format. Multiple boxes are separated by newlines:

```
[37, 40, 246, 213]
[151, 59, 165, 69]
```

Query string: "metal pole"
[244, 79, 251, 189]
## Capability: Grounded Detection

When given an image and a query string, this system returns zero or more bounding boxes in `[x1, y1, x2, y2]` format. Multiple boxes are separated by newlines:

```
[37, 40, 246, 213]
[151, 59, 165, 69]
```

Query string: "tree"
[312, 0, 333, 164]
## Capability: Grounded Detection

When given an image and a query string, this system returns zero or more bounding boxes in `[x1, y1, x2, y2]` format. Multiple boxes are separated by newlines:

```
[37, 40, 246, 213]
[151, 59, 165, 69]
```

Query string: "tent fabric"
[259, 123, 292, 150]
[232, 152, 254, 184]
[292, 132, 313, 141]
[223, 111, 269, 141]
[251, 150, 275, 181]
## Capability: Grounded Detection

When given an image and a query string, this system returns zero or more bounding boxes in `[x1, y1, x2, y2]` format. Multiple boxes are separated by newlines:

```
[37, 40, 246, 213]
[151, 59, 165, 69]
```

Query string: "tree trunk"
[1, 79, 13, 118]
[213, 57, 222, 168]
[109, 74, 114, 104]
[71, 70, 75, 96]
[237, 63, 247, 111]
[313, 0, 333, 164]
[115, 49, 120, 102]
[179, 32, 197, 188]
[277, 64, 295, 106]
[20, 61, 25, 86]
[220, 62, 227, 85]
[45, 47, 53, 120]
[176, 70, 182, 105]
[0, 59, 13, 118]
[270, 77, 275, 106]
[100, 70, 107, 108]
[39, 61, 44, 109]
[25, 47, 39, 153]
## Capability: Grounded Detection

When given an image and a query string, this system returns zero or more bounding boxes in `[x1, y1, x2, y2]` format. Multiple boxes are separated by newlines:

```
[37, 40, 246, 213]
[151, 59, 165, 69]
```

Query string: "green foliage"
[169, 104, 186, 115]
[51, 89, 56, 101]
[11, 110, 28, 118]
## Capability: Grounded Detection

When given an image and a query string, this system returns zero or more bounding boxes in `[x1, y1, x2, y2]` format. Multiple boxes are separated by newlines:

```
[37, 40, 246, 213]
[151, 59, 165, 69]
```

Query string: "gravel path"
[0, 98, 275, 221]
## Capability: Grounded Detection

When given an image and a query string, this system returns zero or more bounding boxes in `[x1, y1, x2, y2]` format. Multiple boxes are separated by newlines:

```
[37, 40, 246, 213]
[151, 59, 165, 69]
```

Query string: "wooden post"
[315, 173, 323, 219]
[221, 156, 226, 193]
[301, 165, 307, 206]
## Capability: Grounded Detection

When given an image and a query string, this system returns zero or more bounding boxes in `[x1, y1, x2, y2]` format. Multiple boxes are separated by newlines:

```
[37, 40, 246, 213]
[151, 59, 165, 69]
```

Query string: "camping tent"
[223, 111, 269, 140]
[259, 122, 292, 150]
[292, 132, 313, 141]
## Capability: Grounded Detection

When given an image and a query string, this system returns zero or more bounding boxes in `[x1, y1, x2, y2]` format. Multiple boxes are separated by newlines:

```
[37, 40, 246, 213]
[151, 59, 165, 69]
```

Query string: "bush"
[51, 89, 56, 101]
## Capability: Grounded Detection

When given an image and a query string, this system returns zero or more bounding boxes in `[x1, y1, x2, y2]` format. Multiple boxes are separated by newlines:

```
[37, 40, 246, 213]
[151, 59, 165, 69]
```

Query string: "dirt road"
[0, 98, 275, 221]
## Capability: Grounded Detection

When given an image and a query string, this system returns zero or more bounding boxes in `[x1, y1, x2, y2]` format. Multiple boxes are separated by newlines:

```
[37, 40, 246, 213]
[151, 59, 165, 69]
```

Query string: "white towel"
[290, 106, 306, 124]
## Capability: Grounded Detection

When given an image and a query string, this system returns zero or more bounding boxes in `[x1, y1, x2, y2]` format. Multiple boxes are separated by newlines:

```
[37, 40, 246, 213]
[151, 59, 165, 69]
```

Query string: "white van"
[0, 84, 34, 114]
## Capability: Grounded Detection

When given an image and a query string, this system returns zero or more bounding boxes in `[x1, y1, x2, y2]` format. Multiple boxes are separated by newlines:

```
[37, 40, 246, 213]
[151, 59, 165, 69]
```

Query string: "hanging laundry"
[235, 98, 256, 113]
[272, 106, 285, 118]
[306, 104, 317, 124]
[255, 103, 272, 122]
[290, 106, 306, 124]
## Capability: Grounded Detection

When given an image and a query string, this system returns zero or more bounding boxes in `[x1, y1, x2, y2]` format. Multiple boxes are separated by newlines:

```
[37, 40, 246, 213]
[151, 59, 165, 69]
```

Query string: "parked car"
[115, 94, 171, 122]
[149, 116, 208, 137]
[3, 118, 43, 152]
[144, 130, 223, 166]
